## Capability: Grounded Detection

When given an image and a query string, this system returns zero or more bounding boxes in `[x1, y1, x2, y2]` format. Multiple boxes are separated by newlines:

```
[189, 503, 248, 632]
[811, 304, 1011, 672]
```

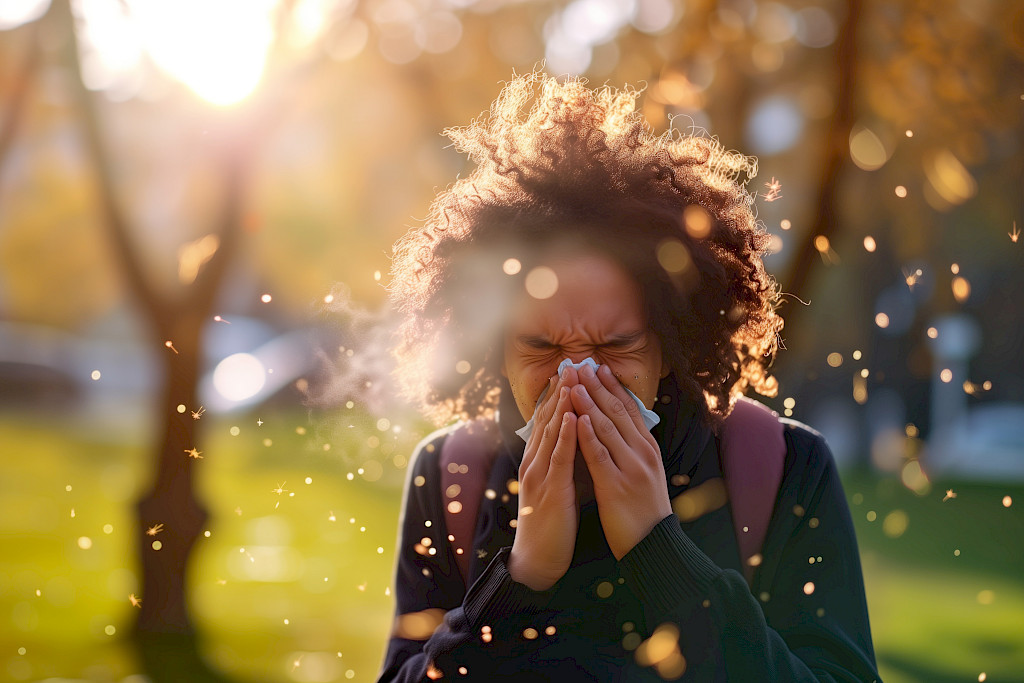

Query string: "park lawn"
[1, 415, 1023, 682]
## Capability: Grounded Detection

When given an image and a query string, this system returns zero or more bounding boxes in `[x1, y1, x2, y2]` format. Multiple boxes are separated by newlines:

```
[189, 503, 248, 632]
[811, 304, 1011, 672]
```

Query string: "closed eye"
[599, 331, 647, 351]
[517, 336, 559, 351]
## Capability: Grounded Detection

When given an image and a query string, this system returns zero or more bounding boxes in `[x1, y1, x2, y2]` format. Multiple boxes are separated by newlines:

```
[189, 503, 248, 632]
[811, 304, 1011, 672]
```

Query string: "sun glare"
[0, 0, 49, 31]
[131, 0, 277, 106]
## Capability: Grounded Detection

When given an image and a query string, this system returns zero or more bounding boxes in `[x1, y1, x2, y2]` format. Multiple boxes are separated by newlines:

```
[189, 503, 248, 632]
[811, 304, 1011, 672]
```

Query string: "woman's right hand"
[507, 368, 580, 591]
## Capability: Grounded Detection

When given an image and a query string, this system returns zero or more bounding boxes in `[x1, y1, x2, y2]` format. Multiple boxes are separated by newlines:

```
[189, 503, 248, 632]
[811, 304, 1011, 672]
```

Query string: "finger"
[531, 386, 574, 476]
[521, 376, 558, 471]
[585, 363, 656, 449]
[576, 414, 616, 488]
[547, 411, 578, 489]
[599, 364, 660, 451]
[569, 383, 630, 462]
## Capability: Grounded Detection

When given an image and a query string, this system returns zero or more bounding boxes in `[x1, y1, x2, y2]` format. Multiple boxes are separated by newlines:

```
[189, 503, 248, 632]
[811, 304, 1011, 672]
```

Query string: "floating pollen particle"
[185, 448, 203, 459]
[943, 489, 956, 502]
[903, 267, 923, 290]
[164, 341, 179, 354]
[146, 523, 164, 536]
[129, 593, 142, 608]
[761, 177, 782, 202]
[213, 315, 231, 324]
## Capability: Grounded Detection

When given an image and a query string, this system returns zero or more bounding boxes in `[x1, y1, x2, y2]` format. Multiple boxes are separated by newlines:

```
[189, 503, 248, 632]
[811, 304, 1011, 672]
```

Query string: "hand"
[508, 367, 581, 591]
[570, 363, 672, 560]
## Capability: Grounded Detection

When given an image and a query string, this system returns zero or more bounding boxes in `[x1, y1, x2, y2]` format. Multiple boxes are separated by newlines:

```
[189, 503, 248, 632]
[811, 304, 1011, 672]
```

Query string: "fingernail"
[582, 364, 595, 378]
[562, 413, 570, 425]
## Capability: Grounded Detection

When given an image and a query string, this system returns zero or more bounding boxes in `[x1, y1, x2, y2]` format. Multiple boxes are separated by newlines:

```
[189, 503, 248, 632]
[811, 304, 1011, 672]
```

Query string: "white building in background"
[924, 314, 1024, 480]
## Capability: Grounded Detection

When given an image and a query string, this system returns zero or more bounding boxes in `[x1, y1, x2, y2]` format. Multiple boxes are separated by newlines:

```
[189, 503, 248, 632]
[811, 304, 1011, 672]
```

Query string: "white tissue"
[514, 357, 661, 442]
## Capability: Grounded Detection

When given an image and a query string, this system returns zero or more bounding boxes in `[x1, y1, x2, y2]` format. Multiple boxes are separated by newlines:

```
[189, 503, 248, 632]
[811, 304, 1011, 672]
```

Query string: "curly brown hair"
[389, 73, 782, 426]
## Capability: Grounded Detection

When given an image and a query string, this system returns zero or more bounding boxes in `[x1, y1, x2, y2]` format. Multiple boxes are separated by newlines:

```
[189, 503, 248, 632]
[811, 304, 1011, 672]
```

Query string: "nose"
[557, 354, 601, 378]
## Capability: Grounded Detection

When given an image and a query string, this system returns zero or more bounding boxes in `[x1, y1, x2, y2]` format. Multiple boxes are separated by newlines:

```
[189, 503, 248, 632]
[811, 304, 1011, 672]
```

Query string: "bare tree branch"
[0, 14, 46, 200]
[55, 0, 169, 324]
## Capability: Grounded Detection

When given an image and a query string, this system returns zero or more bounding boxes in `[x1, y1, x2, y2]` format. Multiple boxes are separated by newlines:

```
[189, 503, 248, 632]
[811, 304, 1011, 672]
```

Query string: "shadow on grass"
[136, 632, 246, 683]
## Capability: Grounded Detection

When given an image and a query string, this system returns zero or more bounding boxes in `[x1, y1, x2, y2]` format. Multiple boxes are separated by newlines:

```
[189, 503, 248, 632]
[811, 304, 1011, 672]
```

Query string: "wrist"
[507, 548, 559, 591]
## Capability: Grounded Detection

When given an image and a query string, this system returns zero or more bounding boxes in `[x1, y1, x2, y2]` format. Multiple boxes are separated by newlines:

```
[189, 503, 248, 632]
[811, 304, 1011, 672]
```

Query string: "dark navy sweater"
[378, 385, 879, 682]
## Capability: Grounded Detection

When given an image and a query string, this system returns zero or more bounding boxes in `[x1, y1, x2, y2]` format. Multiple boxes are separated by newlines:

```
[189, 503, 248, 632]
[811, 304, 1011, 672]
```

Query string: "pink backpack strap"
[720, 396, 787, 585]
[440, 418, 501, 586]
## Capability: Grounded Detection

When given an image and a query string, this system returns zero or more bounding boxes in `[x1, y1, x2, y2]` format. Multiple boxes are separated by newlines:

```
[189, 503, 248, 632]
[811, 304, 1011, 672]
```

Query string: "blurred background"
[1, 0, 1022, 681]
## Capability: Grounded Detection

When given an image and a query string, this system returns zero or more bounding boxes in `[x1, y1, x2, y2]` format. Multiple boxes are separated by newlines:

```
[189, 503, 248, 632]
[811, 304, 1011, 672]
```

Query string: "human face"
[502, 253, 667, 423]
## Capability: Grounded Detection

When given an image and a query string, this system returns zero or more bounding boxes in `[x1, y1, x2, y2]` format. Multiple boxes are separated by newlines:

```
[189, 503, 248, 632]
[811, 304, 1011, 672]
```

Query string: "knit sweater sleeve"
[617, 427, 880, 682]
[377, 433, 556, 682]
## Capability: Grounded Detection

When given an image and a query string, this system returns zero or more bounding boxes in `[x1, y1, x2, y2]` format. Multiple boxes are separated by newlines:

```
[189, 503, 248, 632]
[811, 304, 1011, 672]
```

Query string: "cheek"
[507, 368, 554, 419]
[607, 360, 662, 409]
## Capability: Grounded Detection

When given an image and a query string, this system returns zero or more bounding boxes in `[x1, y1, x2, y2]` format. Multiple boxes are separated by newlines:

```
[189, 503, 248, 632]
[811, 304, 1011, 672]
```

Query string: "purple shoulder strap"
[719, 396, 787, 585]
[440, 418, 501, 586]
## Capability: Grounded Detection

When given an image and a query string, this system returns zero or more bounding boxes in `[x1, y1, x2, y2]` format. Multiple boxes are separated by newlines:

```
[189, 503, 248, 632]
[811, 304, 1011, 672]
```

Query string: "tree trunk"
[135, 313, 207, 634]
[780, 0, 863, 316]
[55, 0, 246, 676]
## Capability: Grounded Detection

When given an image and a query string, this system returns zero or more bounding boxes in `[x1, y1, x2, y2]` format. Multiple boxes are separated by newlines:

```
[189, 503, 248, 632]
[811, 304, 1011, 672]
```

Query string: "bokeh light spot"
[213, 353, 266, 402]
[657, 239, 693, 273]
[525, 267, 559, 300]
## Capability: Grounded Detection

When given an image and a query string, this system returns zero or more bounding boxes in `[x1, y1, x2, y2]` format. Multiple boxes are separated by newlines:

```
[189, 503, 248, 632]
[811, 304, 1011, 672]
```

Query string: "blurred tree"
[53, 0, 247, 675]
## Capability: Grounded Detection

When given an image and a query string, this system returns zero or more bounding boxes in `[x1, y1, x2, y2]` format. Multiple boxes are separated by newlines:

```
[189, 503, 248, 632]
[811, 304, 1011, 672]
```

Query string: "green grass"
[842, 469, 1024, 683]
[1, 416, 1023, 682]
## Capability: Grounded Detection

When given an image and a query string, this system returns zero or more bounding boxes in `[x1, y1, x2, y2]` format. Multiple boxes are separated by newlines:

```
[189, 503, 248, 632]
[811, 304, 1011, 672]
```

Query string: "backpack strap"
[440, 418, 501, 586]
[720, 396, 787, 585]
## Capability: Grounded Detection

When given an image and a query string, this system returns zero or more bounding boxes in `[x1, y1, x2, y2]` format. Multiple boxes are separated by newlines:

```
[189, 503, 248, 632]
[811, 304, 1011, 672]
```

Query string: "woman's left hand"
[569, 362, 672, 560]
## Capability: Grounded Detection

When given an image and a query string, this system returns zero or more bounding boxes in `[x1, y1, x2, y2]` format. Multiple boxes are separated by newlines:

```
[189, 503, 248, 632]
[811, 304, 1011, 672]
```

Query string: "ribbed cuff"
[618, 515, 723, 628]
[463, 547, 555, 629]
